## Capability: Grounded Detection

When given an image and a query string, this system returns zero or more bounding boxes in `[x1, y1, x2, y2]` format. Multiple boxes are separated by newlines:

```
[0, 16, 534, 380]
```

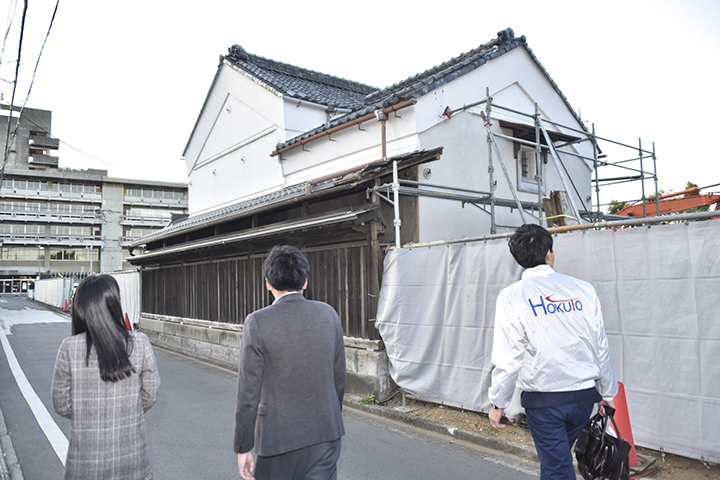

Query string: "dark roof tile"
[272, 28, 587, 152]
[225, 45, 377, 109]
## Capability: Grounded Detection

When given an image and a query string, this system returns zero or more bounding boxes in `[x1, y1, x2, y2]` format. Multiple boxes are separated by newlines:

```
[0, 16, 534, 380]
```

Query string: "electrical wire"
[4, 0, 60, 157]
[1, 0, 73, 188]
[6, 105, 121, 169]
[0, 0, 19, 67]
[18, 0, 59, 114]
[0, 0, 26, 182]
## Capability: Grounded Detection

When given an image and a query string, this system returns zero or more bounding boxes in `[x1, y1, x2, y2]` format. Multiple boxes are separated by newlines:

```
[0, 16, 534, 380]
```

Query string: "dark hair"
[263, 245, 310, 292]
[72, 275, 135, 382]
[508, 224, 553, 269]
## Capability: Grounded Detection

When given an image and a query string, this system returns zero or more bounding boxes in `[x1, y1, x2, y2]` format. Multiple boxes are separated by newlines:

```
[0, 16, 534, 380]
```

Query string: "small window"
[516, 145, 545, 194]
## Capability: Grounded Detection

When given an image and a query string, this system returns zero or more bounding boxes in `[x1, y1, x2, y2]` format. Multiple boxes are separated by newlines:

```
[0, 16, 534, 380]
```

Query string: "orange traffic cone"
[613, 381, 637, 466]
[124, 313, 132, 331]
[63, 299, 69, 312]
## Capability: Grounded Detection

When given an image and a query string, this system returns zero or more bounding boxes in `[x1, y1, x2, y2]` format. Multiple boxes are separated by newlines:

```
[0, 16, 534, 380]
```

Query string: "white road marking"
[0, 306, 69, 334]
[483, 455, 540, 476]
[0, 328, 68, 465]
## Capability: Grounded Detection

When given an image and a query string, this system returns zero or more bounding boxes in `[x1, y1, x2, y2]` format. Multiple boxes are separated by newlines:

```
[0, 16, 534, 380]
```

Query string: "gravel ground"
[371, 395, 719, 480]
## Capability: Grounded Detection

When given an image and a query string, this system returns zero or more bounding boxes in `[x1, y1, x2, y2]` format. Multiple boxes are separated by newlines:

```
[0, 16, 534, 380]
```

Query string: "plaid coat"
[52, 331, 160, 480]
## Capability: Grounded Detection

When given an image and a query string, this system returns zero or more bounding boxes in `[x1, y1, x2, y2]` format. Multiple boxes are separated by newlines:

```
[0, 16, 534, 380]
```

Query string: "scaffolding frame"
[367, 90, 659, 243]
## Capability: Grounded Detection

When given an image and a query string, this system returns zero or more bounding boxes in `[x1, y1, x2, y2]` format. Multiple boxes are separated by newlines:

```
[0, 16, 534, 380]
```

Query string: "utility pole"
[95, 209, 110, 273]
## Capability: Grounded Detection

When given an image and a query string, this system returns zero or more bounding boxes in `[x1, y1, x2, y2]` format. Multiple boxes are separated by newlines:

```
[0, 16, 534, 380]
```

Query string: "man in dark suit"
[234, 245, 346, 480]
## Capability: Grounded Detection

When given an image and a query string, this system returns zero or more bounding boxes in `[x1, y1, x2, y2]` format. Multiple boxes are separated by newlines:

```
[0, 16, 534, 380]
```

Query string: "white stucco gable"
[181, 29, 598, 239]
[183, 50, 377, 214]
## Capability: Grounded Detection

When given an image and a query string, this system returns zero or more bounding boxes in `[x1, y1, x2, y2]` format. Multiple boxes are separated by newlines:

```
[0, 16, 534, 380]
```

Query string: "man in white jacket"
[488, 224, 618, 480]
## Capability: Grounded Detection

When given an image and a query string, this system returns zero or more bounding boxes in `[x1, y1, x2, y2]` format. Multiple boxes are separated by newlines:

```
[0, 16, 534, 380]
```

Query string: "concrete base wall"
[140, 314, 396, 402]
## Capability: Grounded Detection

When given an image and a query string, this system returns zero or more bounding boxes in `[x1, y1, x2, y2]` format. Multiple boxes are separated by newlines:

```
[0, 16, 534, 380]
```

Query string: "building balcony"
[29, 154, 59, 168]
[0, 233, 101, 247]
[30, 134, 60, 150]
[120, 214, 171, 227]
[0, 188, 102, 202]
[0, 211, 101, 224]
[123, 195, 188, 208]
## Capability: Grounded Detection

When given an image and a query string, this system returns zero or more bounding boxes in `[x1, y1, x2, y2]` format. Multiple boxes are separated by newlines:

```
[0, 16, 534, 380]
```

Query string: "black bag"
[575, 406, 631, 480]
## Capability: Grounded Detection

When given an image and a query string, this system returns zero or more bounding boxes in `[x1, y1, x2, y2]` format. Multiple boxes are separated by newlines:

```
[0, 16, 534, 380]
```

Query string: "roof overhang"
[498, 120, 581, 144]
[128, 207, 380, 262]
[130, 147, 443, 248]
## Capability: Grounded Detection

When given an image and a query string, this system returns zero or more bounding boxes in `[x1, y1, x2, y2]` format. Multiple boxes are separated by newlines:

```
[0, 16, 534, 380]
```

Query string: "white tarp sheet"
[35, 277, 73, 309]
[34, 271, 140, 325]
[376, 220, 720, 463]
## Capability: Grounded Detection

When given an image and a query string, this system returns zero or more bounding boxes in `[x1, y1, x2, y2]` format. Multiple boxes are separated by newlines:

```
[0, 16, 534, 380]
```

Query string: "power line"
[0, 0, 20, 67]
[0, 0, 26, 180]
[2, 0, 60, 164]
[19, 0, 59, 111]
[11, 107, 121, 168]
[1, 0, 72, 188]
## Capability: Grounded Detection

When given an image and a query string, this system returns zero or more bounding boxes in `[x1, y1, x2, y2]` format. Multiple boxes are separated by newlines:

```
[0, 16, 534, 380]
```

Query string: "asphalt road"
[0, 297, 538, 479]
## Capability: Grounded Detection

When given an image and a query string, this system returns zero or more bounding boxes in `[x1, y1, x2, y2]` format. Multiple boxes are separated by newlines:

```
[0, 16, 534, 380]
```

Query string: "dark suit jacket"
[234, 293, 346, 457]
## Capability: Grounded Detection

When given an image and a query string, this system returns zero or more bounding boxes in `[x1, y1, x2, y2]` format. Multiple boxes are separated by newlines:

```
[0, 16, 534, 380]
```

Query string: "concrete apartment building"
[0, 105, 188, 294]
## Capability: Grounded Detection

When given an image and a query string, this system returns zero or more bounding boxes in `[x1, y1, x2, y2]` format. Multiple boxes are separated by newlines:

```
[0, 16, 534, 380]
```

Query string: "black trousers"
[255, 438, 342, 480]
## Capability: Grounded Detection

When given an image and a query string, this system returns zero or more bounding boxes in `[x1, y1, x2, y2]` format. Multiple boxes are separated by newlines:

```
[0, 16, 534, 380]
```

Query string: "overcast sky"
[1, 0, 718, 208]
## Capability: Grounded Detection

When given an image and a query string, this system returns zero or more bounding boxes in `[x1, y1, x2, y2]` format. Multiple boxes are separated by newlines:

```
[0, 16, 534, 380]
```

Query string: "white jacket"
[488, 265, 618, 409]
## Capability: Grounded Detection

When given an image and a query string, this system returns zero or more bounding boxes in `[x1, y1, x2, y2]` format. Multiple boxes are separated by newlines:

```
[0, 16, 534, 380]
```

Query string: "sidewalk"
[0, 405, 21, 480]
[343, 395, 538, 461]
[343, 394, 719, 480]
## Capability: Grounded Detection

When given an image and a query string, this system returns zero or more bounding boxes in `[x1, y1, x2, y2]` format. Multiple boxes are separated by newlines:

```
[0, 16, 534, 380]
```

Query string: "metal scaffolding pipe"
[376, 111, 401, 248]
[483, 112, 528, 224]
[395, 211, 719, 250]
[540, 118, 591, 137]
[592, 124, 601, 217]
[652, 143, 660, 216]
[399, 179, 491, 196]
[486, 90, 497, 233]
[451, 98, 488, 114]
[539, 119, 581, 221]
[534, 103, 545, 227]
[491, 103, 536, 119]
[493, 131, 548, 150]
[639, 138, 647, 217]
[592, 134, 655, 155]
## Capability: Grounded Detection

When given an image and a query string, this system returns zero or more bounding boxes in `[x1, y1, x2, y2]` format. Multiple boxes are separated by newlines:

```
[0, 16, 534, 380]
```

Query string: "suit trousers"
[525, 403, 593, 480]
[255, 438, 341, 480]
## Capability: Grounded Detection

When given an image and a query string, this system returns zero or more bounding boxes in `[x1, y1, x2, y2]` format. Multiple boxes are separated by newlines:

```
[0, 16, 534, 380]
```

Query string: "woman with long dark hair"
[52, 274, 160, 479]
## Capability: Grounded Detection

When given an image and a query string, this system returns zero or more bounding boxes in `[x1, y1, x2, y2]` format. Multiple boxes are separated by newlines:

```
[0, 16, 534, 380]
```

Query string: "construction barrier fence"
[34, 271, 141, 326]
[376, 219, 720, 463]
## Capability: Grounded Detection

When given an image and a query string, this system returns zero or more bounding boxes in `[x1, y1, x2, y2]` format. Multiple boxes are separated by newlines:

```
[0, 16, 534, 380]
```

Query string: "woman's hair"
[508, 224, 554, 269]
[72, 275, 135, 382]
[263, 245, 310, 292]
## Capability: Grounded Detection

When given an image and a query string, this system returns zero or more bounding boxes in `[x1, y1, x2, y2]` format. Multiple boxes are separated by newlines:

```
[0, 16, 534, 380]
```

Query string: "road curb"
[343, 396, 538, 463]
[0, 405, 24, 480]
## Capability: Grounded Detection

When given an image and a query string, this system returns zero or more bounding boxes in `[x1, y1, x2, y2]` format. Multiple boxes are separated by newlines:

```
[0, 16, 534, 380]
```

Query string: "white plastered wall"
[185, 64, 288, 214]
[413, 47, 593, 242]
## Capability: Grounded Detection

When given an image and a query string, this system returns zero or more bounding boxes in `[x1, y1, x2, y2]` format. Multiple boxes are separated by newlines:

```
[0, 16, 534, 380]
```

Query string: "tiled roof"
[130, 147, 442, 248]
[273, 28, 587, 152]
[364, 28, 522, 106]
[225, 45, 377, 110]
[129, 182, 311, 247]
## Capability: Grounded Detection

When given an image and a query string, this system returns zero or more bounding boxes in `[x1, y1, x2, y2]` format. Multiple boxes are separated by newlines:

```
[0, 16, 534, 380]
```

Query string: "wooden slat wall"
[141, 244, 378, 339]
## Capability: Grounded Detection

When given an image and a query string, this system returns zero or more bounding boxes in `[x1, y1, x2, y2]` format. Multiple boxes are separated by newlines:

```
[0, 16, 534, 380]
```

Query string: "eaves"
[128, 206, 380, 262]
[130, 147, 443, 248]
